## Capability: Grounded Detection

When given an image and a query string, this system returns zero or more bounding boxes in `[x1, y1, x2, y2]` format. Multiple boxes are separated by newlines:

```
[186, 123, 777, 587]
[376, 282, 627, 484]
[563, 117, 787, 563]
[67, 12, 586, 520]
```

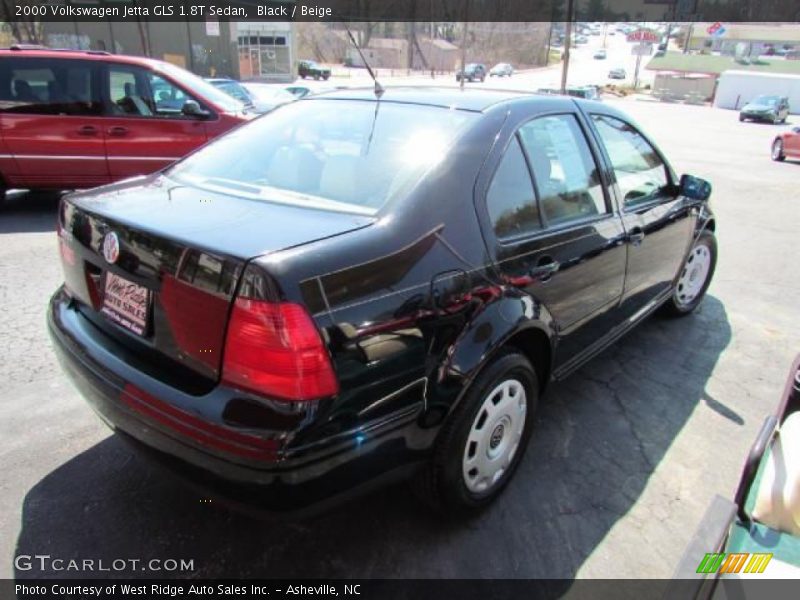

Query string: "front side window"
[591, 114, 669, 208]
[518, 114, 607, 226]
[168, 99, 476, 214]
[486, 138, 541, 239]
[0, 58, 101, 116]
[107, 65, 194, 118]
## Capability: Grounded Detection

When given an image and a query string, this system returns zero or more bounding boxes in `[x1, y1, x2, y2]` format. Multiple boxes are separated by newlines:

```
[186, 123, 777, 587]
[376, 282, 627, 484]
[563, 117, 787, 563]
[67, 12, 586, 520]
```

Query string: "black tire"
[662, 229, 717, 317]
[413, 350, 539, 514]
[739, 114, 745, 122]
[322, 74, 330, 81]
[300, 74, 307, 79]
[772, 139, 786, 162]
[314, 74, 321, 81]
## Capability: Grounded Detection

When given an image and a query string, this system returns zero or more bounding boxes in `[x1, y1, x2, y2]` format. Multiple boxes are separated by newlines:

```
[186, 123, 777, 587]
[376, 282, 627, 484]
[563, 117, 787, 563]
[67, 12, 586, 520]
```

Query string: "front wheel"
[772, 139, 786, 162]
[413, 351, 538, 513]
[662, 229, 717, 317]
[739, 114, 745, 122]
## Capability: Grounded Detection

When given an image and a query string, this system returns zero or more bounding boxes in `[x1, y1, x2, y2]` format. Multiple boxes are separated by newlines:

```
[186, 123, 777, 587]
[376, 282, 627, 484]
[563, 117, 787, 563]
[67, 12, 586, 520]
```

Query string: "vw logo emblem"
[102, 231, 120, 264]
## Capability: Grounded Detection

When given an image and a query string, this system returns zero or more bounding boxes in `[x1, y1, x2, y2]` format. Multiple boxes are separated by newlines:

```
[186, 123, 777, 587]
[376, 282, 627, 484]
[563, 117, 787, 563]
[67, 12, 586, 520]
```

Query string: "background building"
[684, 23, 800, 57]
[33, 21, 296, 81]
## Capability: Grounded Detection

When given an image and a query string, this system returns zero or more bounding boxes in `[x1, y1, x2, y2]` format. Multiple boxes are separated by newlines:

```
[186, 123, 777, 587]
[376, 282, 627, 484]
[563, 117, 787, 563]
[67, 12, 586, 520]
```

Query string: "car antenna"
[345, 24, 384, 98]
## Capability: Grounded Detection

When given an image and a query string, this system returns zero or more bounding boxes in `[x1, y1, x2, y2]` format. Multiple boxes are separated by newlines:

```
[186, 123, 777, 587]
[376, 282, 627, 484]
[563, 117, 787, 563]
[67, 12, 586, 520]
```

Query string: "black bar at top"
[5, 0, 800, 23]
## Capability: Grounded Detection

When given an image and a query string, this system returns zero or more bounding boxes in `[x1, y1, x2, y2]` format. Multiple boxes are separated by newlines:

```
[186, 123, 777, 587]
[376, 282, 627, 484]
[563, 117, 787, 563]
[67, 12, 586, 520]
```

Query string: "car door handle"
[107, 126, 129, 137]
[627, 228, 645, 245]
[529, 257, 560, 282]
[78, 125, 98, 136]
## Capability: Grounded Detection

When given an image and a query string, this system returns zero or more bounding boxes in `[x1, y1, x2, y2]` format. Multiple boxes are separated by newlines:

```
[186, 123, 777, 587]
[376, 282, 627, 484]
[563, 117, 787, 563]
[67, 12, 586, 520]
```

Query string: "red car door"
[0, 56, 109, 190]
[786, 128, 800, 157]
[102, 63, 208, 180]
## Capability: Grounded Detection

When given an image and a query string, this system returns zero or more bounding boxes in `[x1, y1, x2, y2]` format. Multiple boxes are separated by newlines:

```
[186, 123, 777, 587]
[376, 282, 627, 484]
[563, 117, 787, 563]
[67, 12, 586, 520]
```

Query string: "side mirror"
[182, 100, 210, 119]
[679, 174, 712, 202]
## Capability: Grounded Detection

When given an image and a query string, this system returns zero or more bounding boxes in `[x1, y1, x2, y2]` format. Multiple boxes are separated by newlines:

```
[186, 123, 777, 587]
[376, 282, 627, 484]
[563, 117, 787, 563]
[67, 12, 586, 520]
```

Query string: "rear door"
[101, 63, 209, 180]
[0, 56, 108, 189]
[786, 128, 800, 156]
[480, 109, 628, 368]
[588, 112, 695, 319]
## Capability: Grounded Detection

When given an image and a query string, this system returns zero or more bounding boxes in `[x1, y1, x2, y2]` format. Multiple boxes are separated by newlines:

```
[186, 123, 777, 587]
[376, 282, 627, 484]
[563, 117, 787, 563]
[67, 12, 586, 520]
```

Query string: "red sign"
[626, 30, 660, 43]
[707, 22, 722, 35]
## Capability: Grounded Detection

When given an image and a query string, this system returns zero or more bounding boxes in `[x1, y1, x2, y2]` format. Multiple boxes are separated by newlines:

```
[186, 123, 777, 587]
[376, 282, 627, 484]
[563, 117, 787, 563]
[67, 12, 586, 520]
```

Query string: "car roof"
[0, 47, 172, 70]
[300, 86, 573, 112]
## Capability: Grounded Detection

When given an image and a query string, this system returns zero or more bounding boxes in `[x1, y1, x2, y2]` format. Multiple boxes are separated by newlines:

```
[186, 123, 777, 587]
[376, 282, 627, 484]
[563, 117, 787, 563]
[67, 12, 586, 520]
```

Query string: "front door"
[102, 64, 208, 180]
[482, 111, 627, 369]
[0, 57, 108, 190]
[588, 113, 696, 319]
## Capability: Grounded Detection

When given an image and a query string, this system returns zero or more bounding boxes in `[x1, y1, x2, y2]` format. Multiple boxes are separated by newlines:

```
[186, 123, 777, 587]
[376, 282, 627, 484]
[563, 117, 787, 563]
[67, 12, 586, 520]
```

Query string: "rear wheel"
[739, 114, 745, 122]
[662, 229, 717, 317]
[772, 139, 786, 162]
[413, 351, 538, 513]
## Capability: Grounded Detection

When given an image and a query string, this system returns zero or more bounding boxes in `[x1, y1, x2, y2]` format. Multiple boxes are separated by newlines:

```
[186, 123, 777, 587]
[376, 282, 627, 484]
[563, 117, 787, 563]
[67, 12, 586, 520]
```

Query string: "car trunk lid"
[58, 174, 373, 390]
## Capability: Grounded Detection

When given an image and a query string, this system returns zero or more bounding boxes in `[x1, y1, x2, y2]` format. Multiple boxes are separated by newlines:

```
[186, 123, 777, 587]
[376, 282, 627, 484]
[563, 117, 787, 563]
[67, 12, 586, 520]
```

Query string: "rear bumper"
[47, 288, 424, 513]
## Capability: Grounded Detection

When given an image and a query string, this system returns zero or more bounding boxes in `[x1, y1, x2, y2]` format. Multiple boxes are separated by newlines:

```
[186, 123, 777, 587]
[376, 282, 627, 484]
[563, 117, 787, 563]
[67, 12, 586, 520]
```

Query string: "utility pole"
[460, 21, 469, 90]
[560, 0, 575, 94]
[546, 22, 553, 66]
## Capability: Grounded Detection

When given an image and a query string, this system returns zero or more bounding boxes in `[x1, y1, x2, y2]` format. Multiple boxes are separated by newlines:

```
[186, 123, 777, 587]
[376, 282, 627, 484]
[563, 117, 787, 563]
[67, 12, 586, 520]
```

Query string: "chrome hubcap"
[462, 379, 527, 494]
[675, 244, 711, 306]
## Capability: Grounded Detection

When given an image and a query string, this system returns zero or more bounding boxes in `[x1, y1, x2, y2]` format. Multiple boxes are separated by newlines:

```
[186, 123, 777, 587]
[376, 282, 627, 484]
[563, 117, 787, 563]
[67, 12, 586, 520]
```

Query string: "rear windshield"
[168, 99, 476, 214]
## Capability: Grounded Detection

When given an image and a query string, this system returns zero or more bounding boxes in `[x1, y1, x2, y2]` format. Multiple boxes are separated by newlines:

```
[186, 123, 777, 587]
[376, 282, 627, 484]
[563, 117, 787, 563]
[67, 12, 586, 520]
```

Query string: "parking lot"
[1, 97, 798, 580]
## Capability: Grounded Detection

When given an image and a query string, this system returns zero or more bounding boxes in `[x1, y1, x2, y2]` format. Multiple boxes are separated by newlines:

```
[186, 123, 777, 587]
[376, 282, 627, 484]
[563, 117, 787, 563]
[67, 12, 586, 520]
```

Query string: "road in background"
[320, 27, 655, 91]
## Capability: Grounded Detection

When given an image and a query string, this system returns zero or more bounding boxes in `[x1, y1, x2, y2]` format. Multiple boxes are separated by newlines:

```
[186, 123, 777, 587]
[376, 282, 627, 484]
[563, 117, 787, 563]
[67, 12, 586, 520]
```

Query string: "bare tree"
[1, 0, 43, 44]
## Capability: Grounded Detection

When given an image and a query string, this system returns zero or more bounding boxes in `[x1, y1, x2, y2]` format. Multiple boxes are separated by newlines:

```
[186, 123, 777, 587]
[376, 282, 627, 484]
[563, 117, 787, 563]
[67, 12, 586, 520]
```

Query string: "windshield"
[753, 95, 780, 106]
[243, 85, 296, 103]
[155, 63, 245, 112]
[213, 81, 253, 106]
[168, 99, 476, 214]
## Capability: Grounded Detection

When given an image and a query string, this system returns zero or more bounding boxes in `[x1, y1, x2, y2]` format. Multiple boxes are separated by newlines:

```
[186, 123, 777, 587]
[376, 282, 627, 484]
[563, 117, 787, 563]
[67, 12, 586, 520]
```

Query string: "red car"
[772, 125, 800, 162]
[0, 46, 251, 204]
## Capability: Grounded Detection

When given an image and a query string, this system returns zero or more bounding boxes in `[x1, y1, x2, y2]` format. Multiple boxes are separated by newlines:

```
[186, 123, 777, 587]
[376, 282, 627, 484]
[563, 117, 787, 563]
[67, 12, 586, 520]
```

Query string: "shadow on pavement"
[0, 191, 61, 234]
[15, 296, 732, 579]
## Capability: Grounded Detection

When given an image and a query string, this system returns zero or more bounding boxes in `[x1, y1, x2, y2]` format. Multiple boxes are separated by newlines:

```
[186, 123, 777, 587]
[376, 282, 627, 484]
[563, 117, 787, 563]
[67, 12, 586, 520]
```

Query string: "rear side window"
[591, 114, 669, 208]
[518, 114, 607, 226]
[0, 58, 101, 116]
[486, 138, 541, 239]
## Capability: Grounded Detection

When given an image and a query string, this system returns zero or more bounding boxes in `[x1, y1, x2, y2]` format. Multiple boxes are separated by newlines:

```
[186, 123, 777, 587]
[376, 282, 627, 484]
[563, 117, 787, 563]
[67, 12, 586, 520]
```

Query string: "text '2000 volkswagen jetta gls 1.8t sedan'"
[49, 88, 717, 514]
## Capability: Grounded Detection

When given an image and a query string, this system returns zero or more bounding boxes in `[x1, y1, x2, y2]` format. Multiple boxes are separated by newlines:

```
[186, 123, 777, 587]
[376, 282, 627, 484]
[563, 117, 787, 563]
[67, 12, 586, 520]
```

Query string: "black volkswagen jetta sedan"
[49, 88, 716, 514]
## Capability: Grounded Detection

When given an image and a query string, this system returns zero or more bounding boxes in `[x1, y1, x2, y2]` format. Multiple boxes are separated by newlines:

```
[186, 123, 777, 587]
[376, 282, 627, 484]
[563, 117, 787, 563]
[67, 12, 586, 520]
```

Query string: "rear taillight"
[222, 299, 338, 402]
